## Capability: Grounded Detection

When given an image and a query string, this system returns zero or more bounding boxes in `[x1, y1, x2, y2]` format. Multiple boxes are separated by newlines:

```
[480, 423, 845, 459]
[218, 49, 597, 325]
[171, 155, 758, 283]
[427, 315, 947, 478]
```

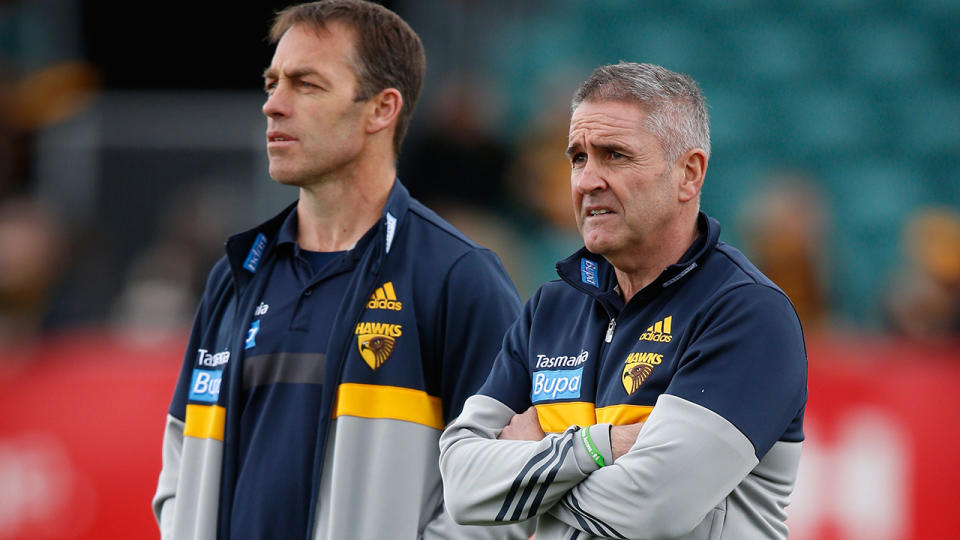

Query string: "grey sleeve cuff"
[571, 423, 613, 473]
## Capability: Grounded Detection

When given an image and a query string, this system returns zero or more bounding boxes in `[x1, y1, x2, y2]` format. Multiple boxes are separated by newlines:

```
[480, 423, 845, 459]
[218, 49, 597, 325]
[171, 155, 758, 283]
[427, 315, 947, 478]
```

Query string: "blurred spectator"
[885, 207, 960, 341]
[108, 178, 247, 345]
[399, 71, 512, 209]
[738, 172, 831, 333]
[108, 244, 196, 347]
[505, 112, 582, 297]
[0, 197, 63, 348]
[0, 61, 98, 197]
[153, 178, 248, 297]
[398, 71, 531, 293]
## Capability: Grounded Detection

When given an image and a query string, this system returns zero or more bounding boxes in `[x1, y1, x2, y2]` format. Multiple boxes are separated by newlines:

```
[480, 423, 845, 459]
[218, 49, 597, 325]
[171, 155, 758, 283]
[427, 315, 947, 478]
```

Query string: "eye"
[264, 81, 277, 94]
[610, 150, 625, 159]
[570, 153, 587, 168]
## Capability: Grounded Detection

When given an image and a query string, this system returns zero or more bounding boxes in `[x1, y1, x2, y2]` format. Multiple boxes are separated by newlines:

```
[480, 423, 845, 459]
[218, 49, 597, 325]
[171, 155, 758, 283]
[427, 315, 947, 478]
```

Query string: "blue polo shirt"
[230, 208, 359, 540]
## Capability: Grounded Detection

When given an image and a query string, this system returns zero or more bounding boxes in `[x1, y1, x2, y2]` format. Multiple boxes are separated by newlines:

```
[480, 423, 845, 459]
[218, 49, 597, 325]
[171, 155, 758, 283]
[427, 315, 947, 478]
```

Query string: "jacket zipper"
[605, 318, 617, 343]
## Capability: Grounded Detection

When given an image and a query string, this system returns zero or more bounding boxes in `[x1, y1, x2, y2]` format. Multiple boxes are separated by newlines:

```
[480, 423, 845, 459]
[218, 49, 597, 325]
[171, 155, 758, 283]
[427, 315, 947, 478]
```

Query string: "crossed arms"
[439, 392, 759, 539]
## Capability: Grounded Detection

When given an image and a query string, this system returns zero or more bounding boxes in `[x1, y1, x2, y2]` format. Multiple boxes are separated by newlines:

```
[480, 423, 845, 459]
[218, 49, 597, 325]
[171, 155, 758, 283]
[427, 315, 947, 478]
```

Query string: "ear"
[677, 148, 707, 203]
[366, 88, 403, 135]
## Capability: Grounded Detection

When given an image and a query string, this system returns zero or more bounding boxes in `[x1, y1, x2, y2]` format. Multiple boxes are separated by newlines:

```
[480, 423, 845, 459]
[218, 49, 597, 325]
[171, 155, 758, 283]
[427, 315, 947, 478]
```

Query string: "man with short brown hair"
[153, 2, 528, 538]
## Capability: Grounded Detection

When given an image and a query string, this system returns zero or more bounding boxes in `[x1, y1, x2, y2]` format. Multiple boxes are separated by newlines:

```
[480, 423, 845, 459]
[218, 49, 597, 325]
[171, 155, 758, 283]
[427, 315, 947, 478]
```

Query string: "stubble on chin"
[268, 163, 301, 186]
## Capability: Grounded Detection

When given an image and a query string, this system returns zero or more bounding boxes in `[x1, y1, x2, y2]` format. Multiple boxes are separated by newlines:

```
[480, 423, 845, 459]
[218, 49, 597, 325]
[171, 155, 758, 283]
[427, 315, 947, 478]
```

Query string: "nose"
[574, 158, 606, 195]
[262, 84, 290, 119]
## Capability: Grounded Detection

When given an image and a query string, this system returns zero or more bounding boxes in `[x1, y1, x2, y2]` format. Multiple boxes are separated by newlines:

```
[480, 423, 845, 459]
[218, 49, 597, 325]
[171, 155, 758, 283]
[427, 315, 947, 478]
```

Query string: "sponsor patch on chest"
[189, 369, 223, 402]
[531, 368, 583, 402]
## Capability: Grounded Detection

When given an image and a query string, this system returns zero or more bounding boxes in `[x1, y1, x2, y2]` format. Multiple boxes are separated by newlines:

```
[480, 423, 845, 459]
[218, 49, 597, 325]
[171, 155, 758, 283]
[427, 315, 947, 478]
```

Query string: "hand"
[610, 422, 644, 461]
[498, 406, 546, 441]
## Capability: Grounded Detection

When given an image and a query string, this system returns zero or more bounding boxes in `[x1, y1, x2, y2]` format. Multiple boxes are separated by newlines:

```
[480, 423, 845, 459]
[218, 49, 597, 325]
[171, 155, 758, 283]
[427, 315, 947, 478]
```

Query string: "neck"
[612, 212, 700, 302]
[296, 155, 395, 252]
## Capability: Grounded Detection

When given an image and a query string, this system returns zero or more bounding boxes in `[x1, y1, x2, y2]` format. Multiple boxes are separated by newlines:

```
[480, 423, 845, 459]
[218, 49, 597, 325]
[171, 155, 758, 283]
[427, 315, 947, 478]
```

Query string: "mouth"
[585, 207, 614, 218]
[266, 131, 297, 146]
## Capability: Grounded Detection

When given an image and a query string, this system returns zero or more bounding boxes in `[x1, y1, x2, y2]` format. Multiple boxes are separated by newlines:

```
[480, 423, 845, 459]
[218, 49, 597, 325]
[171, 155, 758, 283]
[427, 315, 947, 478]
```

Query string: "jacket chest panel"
[341, 279, 425, 388]
[528, 308, 685, 428]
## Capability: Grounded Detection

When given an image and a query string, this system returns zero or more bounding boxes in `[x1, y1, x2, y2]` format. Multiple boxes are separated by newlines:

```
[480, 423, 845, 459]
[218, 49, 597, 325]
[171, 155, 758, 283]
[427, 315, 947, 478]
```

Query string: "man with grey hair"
[439, 62, 807, 539]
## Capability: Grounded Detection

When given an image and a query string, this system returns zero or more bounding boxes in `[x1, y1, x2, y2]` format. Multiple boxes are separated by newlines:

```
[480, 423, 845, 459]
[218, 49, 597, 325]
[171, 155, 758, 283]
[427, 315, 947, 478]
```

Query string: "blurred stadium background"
[1, 0, 958, 538]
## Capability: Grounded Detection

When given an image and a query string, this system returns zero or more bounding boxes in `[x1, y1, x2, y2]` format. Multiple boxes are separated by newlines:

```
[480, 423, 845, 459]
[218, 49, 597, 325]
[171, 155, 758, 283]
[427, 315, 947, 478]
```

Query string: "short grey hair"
[571, 62, 710, 162]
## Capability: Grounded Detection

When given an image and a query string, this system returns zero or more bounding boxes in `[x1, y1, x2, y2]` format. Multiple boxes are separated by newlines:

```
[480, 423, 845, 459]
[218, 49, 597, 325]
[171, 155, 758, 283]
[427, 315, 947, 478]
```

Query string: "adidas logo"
[639, 315, 673, 343]
[367, 282, 403, 311]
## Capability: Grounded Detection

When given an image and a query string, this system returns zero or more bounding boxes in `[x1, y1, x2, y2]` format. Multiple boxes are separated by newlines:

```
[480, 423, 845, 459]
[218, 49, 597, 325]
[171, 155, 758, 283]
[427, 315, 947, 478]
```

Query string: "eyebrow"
[565, 140, 632, 158]
[262, 67, 325, 82]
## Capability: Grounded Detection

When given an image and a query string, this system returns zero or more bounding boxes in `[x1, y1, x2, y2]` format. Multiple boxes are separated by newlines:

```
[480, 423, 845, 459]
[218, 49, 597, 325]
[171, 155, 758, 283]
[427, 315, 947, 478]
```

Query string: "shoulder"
[202, 256, 234, 300]
[402, 199, 486, 253]
[396, 200, 511, 277]
[704, 241, 791, 302]
[680, 241, 804, 338]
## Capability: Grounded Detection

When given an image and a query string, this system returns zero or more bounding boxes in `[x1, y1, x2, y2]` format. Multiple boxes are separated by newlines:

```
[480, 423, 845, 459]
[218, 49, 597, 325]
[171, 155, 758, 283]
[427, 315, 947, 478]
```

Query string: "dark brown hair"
[270, 0, 425, 156]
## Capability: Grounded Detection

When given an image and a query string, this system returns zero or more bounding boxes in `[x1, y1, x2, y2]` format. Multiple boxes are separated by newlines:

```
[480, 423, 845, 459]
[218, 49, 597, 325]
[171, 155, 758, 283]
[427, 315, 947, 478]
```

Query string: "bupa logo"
[531, 368, 583, 402]
[580, 259, 599, 287]
[242, 233, 268, 273]
[189, 369, 223, 403]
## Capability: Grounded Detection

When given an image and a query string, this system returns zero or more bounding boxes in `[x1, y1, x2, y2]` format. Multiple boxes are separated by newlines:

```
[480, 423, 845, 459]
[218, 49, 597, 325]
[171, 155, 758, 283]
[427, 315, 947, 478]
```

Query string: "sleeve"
[548, 284, 807, 538]
[437, 248, 522, 424]
[548, 395, 757, 538]
[439, 394, 610, 525]
[439, 293, 614, 526]
[153, 414, 185, 538]
[420, 501, 536, 540]
[151, 264, 225, 534]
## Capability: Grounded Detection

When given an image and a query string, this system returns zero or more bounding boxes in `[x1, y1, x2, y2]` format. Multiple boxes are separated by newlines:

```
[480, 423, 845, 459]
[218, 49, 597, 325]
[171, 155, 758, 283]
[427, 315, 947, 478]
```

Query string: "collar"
[225, 179, 412, 292]
[555, 212, 721, 307]
[276, 206, 300, 249]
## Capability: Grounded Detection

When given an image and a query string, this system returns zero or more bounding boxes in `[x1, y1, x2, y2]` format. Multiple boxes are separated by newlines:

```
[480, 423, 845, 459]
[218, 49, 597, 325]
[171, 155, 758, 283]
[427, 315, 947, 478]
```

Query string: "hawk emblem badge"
[621, 351, 663, 395]
[357, 334, 396, 370]
[354, 321, 402, 370]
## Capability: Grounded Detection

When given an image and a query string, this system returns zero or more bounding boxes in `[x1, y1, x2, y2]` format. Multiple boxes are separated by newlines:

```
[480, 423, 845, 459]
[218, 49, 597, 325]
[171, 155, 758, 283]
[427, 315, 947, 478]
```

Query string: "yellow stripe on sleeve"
[184, 404, 226, 441]
[333, 383, 444, 430]
[534, 402, 597, 433]
[595, 404, 653, 426]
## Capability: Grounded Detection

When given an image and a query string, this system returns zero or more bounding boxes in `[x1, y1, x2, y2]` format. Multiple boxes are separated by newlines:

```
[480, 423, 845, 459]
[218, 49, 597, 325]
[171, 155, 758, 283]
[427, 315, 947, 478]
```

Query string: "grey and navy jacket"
[440, 213, 807, 539]
[153, 181, 532, 539]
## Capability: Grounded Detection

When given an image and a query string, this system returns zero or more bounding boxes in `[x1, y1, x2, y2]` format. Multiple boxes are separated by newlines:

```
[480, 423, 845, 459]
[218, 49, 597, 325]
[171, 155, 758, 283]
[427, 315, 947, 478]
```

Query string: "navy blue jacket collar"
[556, 212, 721, 309]
[224, 179, 413, 294]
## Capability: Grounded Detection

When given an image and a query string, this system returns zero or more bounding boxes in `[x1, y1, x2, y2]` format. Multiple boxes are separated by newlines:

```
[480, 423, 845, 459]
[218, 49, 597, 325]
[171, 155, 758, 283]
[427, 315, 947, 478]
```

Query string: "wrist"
[571, 423, 613, 473]
[580, 427, 606, 467]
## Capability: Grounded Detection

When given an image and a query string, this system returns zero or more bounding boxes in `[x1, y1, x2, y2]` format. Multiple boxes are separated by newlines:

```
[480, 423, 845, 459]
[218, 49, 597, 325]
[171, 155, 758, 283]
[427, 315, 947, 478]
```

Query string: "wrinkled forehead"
[568, 100, 649, 143]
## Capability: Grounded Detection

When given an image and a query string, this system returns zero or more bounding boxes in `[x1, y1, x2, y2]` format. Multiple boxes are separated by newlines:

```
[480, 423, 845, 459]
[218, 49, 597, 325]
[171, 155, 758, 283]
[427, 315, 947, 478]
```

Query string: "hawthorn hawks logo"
[355, 321, 402, 370]
[621, 351, 663, 395]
